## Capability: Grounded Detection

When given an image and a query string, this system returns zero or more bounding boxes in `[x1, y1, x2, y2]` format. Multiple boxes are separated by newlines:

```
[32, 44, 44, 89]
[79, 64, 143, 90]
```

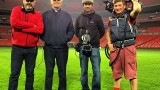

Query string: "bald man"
[41, 0, 74, 90]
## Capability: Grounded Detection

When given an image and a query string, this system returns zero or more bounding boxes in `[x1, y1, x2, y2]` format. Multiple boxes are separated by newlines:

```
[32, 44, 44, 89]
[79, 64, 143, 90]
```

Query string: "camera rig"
[103, 0, 135, 13]
[81, 30, 92, 57]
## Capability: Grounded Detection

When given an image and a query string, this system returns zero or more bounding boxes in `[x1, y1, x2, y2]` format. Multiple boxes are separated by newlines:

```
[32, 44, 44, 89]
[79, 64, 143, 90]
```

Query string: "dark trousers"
[8, 45, 38, 90]
[44, 45, 68, 90]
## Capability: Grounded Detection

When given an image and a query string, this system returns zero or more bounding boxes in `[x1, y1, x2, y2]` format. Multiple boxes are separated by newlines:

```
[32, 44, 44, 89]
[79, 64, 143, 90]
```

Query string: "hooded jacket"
[75, 10, 105, 48]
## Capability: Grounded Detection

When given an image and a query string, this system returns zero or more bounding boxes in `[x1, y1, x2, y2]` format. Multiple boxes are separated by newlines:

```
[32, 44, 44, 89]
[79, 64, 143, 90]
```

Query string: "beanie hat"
[82, 0, 94, 4]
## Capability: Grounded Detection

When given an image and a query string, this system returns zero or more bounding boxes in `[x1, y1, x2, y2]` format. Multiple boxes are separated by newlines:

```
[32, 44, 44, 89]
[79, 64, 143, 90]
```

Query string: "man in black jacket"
[41, 0, 74, 90]
[75, 0, 105, 90]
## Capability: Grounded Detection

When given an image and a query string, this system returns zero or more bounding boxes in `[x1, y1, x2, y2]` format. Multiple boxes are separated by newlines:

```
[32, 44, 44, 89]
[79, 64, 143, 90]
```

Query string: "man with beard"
[41, 0, 74, 90]
[75, 0, 105, 90]
[8, 0, 44, 90]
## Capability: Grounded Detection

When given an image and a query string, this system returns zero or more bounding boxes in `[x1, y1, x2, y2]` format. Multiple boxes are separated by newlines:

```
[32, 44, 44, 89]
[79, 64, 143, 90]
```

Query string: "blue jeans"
[8, 45, 38, 90]
[80, 47, 101, 90]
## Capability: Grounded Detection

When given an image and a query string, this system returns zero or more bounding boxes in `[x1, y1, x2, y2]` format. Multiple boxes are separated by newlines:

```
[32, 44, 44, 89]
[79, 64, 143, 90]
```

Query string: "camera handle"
[81, 30, 91, 45]
[103, 0, 137, 13]
[125, 0, 133, 12]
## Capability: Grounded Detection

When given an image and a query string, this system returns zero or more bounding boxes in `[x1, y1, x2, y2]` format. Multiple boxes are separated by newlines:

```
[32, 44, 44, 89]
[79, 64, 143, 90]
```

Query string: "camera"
[103, 0, 114, 13]
[74, 29, 92, 56]
[81, 30, 92, 57]
[124, 0, 133, 12]
[103, 0, 134, 13]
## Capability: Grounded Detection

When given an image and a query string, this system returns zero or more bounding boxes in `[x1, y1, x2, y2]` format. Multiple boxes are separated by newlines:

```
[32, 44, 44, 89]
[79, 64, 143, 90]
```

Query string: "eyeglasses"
[84, 3, 93, 5]
[26, 0, 34, 2]
[53, 0, 61, 2]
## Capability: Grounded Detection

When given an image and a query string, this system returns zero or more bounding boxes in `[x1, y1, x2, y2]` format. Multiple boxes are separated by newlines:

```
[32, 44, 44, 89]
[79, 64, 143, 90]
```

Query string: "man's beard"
[84, 8, 92, 14]
[24, 4, 33, 11]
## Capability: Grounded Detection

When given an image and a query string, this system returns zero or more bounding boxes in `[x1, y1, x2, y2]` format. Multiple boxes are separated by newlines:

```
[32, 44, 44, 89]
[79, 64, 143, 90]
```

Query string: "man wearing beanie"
[75, 0, 105, 90]
[82, 0, 94, 4]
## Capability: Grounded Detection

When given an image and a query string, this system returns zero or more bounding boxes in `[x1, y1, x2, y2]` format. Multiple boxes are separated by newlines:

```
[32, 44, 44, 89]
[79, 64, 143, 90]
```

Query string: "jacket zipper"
[25, 13, 28, 46]
[128, 21, 133, 33]
[117, 19, 119, 27]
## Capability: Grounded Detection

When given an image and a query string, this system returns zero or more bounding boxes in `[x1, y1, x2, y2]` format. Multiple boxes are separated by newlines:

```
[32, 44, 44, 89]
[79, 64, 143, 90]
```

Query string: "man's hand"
[130, 0, 142, 18]
[108, 43, 115, 52]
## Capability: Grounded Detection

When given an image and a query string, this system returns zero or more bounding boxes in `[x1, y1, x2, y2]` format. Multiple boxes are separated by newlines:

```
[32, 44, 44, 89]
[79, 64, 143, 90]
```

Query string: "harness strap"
[113, 38, 135, 48]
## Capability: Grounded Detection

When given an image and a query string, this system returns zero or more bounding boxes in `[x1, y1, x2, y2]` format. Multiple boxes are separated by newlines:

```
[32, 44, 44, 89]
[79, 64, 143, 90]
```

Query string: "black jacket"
[75, 10, 105, 48]
[41, 9, 74, 48]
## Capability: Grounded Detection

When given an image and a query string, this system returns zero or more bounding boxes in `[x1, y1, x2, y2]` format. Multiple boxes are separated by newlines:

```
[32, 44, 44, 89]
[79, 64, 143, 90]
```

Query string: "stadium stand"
[141, 0, 160, 6]
[136, 34, 160, 48]
[0, 39, 11, 46]
[1, 25, 159, 48]
[0, 7, 11, 46]
[0, 34, 11, 39]
[0, 0, 160, 49]
[145, 26, 160, 33]
[0, 27, 8, 34]
[0, 26, 12, 46]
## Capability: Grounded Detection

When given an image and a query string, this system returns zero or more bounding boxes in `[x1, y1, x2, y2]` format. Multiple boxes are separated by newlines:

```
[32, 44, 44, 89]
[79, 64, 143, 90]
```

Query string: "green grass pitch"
[0, 47, 160, 90]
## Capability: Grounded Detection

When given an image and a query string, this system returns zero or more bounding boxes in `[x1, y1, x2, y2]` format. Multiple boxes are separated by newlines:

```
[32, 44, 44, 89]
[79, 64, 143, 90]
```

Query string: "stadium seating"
[0, 39, 11, 46]
[145, 26, 160, 33]
[0, 26, 11, 39]
[0, 0, 160, 49]
[0, 27, 8, 33]
[136, 34, 160, 48]
[0, 34, 11, 39]
[141, 0, 160, 6]
[0, 25, 160, 48]
[70, 35, 78, 43]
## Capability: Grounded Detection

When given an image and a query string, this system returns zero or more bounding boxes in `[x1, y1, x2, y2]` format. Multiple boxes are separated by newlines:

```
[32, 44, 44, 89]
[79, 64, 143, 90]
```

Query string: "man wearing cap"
[41, 0, 74, 90]
[8, 0, 44, 90]
[75, 0, 105, 90]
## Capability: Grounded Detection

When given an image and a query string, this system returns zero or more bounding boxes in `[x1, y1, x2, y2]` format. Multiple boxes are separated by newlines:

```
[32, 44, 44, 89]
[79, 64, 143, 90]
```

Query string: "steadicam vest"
[110, 14, 137, 45]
